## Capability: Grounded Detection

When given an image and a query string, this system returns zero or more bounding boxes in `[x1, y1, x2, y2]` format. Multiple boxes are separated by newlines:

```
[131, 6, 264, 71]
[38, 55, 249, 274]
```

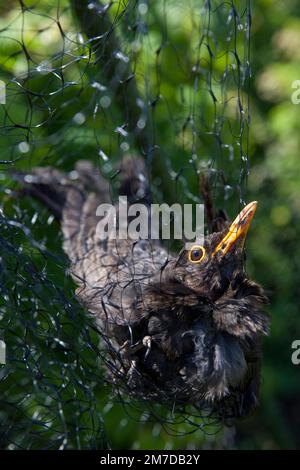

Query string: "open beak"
[212, 201, 257, 257]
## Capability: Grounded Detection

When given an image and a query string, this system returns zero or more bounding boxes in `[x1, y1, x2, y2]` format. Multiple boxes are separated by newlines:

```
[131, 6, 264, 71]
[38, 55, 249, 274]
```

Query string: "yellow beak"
[212, 201, 257, 257]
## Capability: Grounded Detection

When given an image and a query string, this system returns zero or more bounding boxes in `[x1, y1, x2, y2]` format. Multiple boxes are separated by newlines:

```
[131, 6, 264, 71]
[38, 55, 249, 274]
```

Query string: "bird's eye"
[188, 245, 206, 263]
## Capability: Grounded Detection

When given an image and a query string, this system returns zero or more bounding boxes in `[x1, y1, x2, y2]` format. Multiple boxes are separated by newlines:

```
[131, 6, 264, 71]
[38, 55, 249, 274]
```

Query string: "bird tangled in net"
[0, 0, 267, 447]
[15, 156, 269, 423]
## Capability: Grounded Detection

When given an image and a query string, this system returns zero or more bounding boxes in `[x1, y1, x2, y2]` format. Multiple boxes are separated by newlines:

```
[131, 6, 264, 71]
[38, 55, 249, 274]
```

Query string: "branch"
[70, 0, 149, 152]
[70, 0, 176, 203]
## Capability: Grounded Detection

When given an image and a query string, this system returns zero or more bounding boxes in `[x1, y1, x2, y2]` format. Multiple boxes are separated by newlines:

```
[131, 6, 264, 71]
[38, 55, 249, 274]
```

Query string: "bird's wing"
[59, 158, 169, 327]
[71, 235, 170, 327]
[14, 158, 170, 327]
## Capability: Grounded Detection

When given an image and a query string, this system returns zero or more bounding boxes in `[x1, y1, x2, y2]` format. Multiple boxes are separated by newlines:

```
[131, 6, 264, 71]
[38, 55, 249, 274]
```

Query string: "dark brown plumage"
[15, 158, 269, 421]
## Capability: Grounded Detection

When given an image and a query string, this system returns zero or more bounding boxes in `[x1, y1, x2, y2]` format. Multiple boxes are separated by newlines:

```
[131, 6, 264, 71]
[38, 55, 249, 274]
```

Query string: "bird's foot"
[119, 339, 143, 356]
[142, 335, 152, 360]
[127, 359, 139, 387]
[119, 335, 152, 359]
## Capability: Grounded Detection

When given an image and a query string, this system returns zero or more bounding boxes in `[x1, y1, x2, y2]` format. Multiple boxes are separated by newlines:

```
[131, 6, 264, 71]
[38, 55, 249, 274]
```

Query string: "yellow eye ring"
[188, 245, 206, 263]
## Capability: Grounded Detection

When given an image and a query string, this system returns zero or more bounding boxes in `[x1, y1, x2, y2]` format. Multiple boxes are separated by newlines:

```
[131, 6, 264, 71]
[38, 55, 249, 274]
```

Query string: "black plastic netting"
[0, 0, 251, 449]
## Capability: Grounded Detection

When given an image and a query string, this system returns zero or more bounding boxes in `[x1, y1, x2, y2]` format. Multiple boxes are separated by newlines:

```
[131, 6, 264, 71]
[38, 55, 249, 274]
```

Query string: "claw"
[142, 335, 152, 359]
[119, 335, 152, 360]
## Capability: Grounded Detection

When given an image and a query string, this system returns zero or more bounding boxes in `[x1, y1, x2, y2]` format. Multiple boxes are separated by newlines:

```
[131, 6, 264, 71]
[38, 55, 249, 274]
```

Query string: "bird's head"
[176, 201, 259, 301]
[139, 201, 269, 411]
[145, 201, 268, 339]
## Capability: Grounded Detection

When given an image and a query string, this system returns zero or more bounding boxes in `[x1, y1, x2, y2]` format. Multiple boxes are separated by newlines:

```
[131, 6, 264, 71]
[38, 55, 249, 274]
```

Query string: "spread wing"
[15, 158, 170, 327]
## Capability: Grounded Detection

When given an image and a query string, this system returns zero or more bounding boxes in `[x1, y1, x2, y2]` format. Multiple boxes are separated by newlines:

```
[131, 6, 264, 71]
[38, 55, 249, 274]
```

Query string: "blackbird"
[16, 158, 269, 420]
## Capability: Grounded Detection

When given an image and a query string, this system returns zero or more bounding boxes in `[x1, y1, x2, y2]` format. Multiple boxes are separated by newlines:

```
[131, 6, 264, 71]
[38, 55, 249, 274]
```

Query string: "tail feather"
[15, 167, 68, 219]
[14, 157, 150, 262]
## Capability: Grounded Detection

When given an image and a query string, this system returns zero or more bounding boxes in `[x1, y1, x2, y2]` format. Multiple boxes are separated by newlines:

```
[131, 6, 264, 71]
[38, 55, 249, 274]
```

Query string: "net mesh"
[0, 0, 251, 449]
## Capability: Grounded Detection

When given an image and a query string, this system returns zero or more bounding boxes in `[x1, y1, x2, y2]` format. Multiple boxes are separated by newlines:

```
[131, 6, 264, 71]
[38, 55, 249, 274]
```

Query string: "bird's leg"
[126, 359, 140, 387]
[142, 335, 152, 360]
[119, 338, 147, 356]
[119, 336, 152, 360]
[126, 337, 152, 385]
